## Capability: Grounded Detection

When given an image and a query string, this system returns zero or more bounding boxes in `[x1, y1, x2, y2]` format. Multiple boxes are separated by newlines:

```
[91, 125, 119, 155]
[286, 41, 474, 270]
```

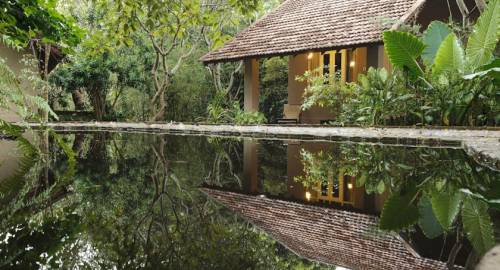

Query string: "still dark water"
[0, 132, 499, 269]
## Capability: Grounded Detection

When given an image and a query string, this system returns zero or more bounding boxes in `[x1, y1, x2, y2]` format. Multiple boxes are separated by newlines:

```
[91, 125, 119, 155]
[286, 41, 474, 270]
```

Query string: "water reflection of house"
[243, 140, 388, 214]
[202, 188, 449, 270]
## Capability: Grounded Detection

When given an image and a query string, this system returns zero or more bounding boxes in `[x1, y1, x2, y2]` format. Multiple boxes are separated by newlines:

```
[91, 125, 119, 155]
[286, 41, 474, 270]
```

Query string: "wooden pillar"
[244, 58, 259, 112]
[288, 54, 308, 106]
[243, 139, 259, 193]
[378, 45, 392, 72]
[286, 141, 307, 200]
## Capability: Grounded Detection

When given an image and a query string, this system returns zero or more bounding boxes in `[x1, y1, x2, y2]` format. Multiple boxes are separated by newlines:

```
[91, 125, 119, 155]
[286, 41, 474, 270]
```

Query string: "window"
[320, 49, 347, 82]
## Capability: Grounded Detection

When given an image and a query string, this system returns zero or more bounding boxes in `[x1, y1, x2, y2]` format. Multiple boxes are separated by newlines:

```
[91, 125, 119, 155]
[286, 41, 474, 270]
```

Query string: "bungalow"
[201, 0, 479, 124]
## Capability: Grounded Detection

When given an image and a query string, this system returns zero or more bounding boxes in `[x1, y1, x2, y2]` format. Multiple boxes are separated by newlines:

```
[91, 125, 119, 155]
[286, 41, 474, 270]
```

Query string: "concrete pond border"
[25, 122, 500, 171]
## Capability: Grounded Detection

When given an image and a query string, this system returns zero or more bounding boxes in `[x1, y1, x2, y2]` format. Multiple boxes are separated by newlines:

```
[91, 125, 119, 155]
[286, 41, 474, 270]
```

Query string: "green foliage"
[301, 67, 417, 126]
[0, 0, 82, 48]
[465, 0, 500, 70]
[207, 95, 267, 125]
[294, 150, 335, 188]
[418, 196, 444, 239]
[0, 56, 57, 121]
[234, 110, 267, 125]
[422, 21, 452, 66]
[350, 68, 414, 125]
[380, 189, 419, 230]
[50, 52, 112, 120]
[298, 69, 353, 115]
[260, 57, 288, 123]
[293, 143, 500, 257]
[464, 59, 500, 81]
[383, 31, 425, 76]
[430, 191, 463, 231]
[462, 197, 495, 256]
[432, 33, 465, 74]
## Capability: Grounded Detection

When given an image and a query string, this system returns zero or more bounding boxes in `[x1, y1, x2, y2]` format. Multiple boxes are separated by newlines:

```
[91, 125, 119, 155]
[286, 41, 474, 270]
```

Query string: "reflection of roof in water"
[201, 188, 449, 270]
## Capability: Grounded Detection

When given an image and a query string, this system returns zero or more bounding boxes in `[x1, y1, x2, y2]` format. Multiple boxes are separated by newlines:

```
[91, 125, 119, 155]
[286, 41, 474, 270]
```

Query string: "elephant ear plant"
[383, 0, 500, 125]
[378, 0, 499, 264]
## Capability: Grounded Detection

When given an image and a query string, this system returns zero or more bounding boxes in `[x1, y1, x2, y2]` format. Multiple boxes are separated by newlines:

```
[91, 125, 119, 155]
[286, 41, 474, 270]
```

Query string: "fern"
[0, 120, 39, 204]
[0, 56, 58, 121]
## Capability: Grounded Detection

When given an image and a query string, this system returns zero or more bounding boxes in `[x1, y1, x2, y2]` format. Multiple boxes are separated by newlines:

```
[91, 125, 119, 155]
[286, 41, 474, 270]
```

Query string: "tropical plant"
[294, 143, 499, 265]
[49, 52, 113, 120]
[233, 106, 267, 125]
[259, 57, 289, 123]
[207, 98, 267, 125]
[298, 69, 351, 114]
[382, 0, 500, 125]
[294, 149, 336, 188]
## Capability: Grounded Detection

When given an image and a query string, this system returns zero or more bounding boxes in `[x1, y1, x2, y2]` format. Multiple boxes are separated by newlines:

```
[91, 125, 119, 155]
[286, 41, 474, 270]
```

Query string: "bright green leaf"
[422, 21, 452, 66]
[383, 31, 425, 76]
[466, 0, 500, 71]
[464, 59, 500, 80]
[433, 33, 465, 75]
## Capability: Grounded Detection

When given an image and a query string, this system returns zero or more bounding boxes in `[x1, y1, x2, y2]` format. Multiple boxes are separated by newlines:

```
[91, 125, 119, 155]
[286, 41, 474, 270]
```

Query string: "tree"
[99, 0, 261, 121]
[50, 52, 114, 120]
[0, 0, 82, 122]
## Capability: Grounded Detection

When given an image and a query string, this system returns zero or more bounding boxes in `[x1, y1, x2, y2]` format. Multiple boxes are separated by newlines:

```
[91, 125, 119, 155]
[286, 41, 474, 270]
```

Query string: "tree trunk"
[89, 88, 105, 121]
[72, 89, 86, 111]
[42, 43, 51, 122]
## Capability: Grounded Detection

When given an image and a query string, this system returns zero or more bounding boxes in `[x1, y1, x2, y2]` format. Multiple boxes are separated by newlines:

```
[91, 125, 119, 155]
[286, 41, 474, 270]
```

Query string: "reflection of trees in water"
[204, 137, 243, 188]
[295, 144, 500, 267]
[1, 133, 332, 269]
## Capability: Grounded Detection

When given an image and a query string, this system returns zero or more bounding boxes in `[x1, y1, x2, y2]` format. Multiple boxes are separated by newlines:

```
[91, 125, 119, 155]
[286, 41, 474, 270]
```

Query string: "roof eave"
[201, 40, 385, 65]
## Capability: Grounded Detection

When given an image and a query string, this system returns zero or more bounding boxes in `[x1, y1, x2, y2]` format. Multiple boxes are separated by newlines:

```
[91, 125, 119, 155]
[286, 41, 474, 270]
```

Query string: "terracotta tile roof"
[202, 188, 451, 270]
[201, 0, 420, 63]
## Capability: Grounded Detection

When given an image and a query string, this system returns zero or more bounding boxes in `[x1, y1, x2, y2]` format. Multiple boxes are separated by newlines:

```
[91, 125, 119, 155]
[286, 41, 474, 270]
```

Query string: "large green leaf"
[380, 190, 419, 230]
[431, 191, 463, 231]
[422, 21, 452, 67]
[466, 0, 500, 71]
[433, 33, 465, 74]
[418, 196, 444, 239]
[383, 31, 425, 76]
[464, 59, 500, 81]
[462, 197, 495, 255]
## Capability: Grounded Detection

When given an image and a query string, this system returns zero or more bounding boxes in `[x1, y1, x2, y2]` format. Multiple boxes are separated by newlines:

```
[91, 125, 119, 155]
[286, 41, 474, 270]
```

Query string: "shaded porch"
[242, 45, 392, 124]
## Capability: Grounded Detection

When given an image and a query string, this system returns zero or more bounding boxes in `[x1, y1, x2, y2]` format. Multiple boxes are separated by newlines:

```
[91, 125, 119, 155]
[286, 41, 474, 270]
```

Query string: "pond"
[0, 131, 498, 269]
